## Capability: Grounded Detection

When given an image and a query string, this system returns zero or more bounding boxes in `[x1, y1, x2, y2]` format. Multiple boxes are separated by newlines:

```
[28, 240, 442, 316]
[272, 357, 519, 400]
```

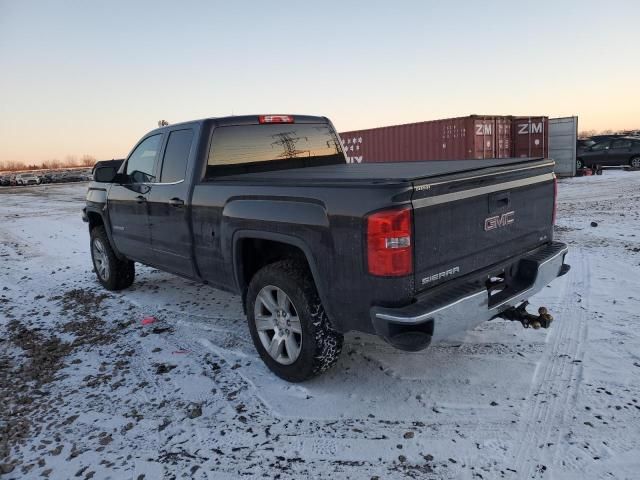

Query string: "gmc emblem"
[485, 211, 515, 231]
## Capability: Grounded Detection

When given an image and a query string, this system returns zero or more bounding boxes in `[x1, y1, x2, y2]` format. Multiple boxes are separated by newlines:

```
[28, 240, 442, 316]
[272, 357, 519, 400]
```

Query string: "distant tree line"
[579, 128, 639, 139]
[0, 155, 96, 172]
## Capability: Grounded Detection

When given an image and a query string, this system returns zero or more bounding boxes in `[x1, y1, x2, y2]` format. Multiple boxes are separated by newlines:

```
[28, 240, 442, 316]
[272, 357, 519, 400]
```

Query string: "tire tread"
[246, 259, 343, 381]
[90, 226, 135, 291]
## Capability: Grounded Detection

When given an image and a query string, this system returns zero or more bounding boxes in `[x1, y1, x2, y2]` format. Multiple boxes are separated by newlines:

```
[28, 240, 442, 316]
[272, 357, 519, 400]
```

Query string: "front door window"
[126, 134, 162, 183]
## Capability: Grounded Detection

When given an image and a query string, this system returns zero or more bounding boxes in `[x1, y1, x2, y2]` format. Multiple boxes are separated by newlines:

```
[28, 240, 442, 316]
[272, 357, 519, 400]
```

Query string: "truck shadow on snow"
[121, 266, 544, 424]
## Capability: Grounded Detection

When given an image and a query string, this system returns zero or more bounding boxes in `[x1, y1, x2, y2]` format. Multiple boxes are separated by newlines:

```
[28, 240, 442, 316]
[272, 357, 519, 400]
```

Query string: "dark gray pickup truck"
[83, 114, 569, 381]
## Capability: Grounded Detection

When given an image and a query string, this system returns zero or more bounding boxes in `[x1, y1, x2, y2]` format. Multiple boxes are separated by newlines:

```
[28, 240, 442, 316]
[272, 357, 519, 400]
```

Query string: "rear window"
[206, 123, 345, 178]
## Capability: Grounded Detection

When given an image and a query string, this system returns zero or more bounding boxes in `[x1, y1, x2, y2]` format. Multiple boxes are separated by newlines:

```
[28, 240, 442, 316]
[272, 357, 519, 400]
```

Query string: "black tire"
[246, 259, 343, 382]
[630, 156, 640, 169]
[90, 226, 135, 291]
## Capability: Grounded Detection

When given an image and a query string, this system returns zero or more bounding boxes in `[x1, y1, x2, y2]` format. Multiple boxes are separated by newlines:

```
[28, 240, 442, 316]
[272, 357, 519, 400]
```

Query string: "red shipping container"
[511, 116, 549, 158]
[495, 117, 512, 158]
[339, 115, 548, 163]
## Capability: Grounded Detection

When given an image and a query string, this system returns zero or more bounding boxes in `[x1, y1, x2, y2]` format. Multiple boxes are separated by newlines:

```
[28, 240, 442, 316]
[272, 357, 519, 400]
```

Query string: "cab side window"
[160, 129, 194, 183]
[126, 134, 162, 183]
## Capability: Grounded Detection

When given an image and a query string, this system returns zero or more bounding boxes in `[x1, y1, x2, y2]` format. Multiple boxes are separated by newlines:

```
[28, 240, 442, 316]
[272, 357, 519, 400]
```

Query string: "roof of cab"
[144, 114, 330, 136]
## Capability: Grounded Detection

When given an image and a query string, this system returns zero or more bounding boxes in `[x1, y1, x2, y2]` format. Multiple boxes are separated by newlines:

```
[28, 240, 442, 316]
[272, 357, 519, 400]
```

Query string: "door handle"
[169, 197, 184, 207]
[136, 195, 146, 204]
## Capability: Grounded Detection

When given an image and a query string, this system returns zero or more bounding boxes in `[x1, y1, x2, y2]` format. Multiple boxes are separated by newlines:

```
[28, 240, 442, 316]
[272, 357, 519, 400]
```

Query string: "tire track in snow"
[512, 248, 589, 478]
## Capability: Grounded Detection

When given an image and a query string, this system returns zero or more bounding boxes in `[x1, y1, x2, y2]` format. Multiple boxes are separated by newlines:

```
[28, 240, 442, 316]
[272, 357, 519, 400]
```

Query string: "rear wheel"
[576, 158, 584, 170]
[630, 156, 640, 169]
[246, 259, 343, 382]
[90, 226, 135, 291]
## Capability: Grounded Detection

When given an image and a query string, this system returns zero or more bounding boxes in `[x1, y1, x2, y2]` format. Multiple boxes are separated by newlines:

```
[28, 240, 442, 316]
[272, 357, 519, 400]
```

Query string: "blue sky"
[1, 0, 638, 163]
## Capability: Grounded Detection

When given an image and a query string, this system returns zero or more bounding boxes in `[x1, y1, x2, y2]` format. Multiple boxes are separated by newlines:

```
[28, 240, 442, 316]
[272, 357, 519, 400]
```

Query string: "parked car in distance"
[50, 173, 66, 183]
[39, 173, 54, 184]
[15, 173, 40, 186]
[68, 171, 90, 182]
[83, 114, 569, 381]
[577, 139, 596, 154]
[577, 137, 640, 169]
[0, 175, 11, 186]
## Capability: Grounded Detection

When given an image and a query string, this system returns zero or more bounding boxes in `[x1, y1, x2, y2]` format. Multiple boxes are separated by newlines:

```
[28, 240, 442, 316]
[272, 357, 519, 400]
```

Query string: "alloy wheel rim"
[632, 158, 640, 168]
[92, 239, 110, 281]
[254, 285, 302, 365]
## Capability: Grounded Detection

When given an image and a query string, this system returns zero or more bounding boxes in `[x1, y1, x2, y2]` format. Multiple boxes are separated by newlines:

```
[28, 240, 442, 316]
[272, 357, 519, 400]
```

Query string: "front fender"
[84, 184, 126, 260]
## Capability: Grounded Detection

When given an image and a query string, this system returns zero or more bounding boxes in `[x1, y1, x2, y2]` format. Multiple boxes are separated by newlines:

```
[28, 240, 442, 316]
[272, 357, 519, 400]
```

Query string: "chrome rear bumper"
[370, 242, 570, 350]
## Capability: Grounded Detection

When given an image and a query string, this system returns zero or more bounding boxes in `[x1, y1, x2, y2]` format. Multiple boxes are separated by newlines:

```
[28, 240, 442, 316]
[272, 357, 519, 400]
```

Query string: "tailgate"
[411, 160, 555, 293]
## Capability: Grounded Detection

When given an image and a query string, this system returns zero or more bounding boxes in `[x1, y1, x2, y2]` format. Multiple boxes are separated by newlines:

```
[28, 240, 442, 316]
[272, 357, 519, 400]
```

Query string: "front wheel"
[630, 156, 640, 169]
[576, 158, 584, 170]
[90, 226, 135, 291]
[246, 259, 343, 382]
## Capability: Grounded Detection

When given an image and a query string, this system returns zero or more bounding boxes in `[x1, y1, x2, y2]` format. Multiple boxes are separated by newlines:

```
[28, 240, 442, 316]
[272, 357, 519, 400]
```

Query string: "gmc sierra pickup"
[83, 114, 570, 381]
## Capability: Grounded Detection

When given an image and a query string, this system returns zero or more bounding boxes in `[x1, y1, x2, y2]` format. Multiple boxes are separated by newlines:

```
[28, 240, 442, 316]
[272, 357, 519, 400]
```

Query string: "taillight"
[258, 115, 294, 124]
[552, 175, 557, 225]
[366, 207, 413, 277]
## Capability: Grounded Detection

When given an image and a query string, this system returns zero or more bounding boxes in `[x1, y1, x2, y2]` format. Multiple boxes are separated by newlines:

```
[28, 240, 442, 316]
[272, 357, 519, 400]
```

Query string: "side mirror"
[93, 165, 118, 183]
[114, 172, 128, 184]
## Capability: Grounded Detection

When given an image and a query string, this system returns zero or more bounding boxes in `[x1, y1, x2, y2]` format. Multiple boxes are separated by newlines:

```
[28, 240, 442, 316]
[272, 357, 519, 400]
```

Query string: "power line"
[270, 131, 310, 159]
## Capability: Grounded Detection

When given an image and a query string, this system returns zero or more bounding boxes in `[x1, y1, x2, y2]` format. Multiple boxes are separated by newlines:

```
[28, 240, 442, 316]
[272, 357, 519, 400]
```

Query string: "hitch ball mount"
[500, 301, 553, 329]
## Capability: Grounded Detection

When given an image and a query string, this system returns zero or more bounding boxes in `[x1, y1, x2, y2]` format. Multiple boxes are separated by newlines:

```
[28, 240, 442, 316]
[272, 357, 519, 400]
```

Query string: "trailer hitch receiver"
[499, 301, 553, 329]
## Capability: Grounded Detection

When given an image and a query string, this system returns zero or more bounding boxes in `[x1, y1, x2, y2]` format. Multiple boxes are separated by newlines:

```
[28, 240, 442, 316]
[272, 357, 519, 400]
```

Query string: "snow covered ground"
[1, 171, 639, 479]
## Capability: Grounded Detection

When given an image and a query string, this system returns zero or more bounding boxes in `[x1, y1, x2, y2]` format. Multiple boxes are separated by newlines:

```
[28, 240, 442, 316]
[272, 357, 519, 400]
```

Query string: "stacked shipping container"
[339, 115, 548, 163]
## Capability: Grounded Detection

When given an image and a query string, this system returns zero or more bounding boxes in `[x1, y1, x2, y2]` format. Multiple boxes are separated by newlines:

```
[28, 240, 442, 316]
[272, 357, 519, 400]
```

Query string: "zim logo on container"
[517, 122, 543, 134]
[475, 123, 492, 135]
[484, 211, 515, 231]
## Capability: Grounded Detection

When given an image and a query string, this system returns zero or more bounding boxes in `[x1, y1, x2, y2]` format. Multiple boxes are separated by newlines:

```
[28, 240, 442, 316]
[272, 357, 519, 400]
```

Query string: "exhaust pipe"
[499, 301, 553, 329]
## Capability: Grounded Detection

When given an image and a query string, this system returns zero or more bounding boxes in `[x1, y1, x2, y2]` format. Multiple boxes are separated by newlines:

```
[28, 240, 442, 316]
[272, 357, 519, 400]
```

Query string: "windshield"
[206, 123, 345, 177]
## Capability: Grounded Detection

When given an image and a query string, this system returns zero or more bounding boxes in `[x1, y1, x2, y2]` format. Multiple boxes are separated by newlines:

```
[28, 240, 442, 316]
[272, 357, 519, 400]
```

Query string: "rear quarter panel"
[191, 181, 415, 333]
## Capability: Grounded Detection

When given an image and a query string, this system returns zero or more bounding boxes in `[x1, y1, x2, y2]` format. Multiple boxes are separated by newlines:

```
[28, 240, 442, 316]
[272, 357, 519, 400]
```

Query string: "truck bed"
[214, 157, 548, 184]
[207, 155, 557, 302]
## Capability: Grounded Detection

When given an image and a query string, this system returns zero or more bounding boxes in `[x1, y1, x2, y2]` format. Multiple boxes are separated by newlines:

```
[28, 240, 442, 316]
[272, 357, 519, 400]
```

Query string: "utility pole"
[270, 131, 309, 159]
